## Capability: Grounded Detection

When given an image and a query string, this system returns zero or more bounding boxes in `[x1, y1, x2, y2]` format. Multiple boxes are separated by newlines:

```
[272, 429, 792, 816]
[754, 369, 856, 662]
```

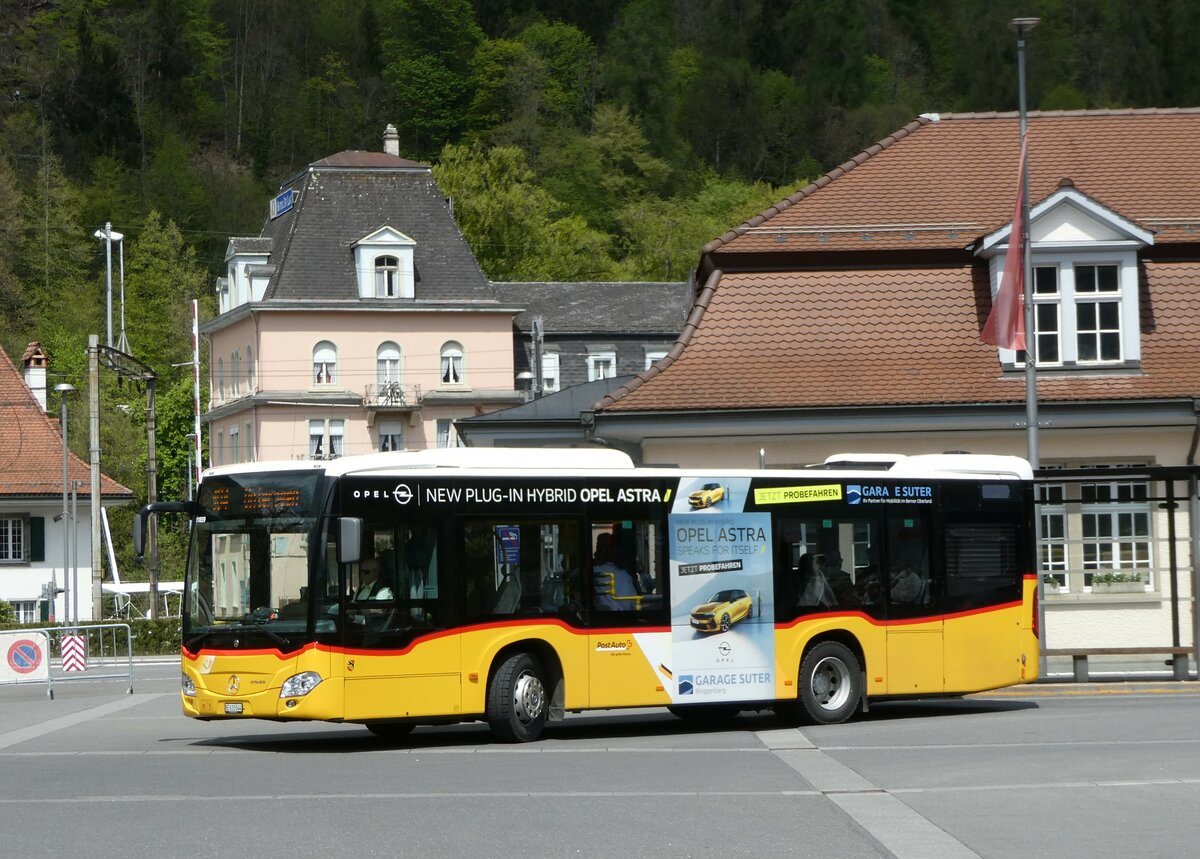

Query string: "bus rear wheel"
[488, 652, 548, 742]
[798, 641, 861, 725]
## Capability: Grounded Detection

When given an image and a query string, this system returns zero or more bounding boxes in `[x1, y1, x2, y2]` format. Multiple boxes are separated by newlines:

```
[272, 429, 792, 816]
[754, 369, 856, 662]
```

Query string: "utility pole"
[97, 345, 160, 618]
[89, 337, 101, 619]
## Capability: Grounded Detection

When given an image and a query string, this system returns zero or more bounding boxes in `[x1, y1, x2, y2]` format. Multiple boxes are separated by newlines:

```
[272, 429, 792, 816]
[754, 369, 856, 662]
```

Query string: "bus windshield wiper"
[241, 615, 290, 647]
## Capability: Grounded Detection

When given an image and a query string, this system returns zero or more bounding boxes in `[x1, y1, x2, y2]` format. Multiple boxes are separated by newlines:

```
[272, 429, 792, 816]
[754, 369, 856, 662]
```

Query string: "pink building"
[203, 127, 523, 463]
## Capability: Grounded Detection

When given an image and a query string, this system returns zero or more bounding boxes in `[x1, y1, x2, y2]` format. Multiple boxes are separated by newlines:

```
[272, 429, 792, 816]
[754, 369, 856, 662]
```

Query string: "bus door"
[881, 511, 944, 695]
[342, 519, 461, 720]
[587, 520, 670, 707]
[940, 512, 1025, 690]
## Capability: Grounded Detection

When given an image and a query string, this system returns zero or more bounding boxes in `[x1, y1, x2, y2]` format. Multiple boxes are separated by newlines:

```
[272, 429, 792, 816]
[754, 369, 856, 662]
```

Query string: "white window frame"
[378, 419, 404, 452]
[437, 419, 463, 449]
[377, 341, 401, 388]
[440, 341, 465, 386]
[0, 515, 26, 562]
[1038, 482, 1069, 592]
[1013, 257, 1131, 367]
[540, 352, 560, 393]
[375, 255, 400, 298]
[587, 350, 616, 382]
[309, 418, 345, 460]
[312, 341, 337, 386]
[644, 349, 668, 371]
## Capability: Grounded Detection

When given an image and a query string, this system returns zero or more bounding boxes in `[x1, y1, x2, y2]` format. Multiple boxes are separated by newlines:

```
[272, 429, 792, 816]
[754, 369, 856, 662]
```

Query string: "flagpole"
[1011, 17, 1040, 469]
[1010, 16, 1045, 676]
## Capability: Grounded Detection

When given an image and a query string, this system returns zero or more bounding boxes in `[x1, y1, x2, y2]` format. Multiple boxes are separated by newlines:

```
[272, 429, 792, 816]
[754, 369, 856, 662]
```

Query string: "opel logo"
[227, 675, 241, 694]
[393, 483, 413, 505]
[718, 642, 732, 656]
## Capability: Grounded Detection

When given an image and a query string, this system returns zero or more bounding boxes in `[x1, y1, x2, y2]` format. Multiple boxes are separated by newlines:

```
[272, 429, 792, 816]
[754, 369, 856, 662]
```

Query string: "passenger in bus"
[818, 550, 858, 607]
[593, 533, 638, 610]
[890, 565, 925, 603]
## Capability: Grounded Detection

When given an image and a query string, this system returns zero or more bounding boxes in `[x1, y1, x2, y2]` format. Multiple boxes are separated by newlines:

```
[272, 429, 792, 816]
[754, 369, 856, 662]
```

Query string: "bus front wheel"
[798, 641, 861, 725]
[488, 652, 548, 742]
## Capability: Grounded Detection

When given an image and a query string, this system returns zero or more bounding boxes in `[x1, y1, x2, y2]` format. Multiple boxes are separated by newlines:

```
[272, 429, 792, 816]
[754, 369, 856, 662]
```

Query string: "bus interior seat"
[490, 573, 522, 615]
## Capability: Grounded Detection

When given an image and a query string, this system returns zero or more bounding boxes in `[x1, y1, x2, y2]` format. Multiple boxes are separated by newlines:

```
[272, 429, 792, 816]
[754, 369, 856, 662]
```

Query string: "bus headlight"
[280, 671, 322, 698]
[182, 673, 196, 697]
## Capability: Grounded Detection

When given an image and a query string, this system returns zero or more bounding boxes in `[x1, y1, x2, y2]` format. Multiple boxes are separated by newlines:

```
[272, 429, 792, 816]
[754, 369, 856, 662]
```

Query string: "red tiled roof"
[310, 151, 428, 170]
[601, 110, 1200, 414]
[0, 344, 133, 498]
[709, 110, 1200, 255]
[603, 261, 1200, 412]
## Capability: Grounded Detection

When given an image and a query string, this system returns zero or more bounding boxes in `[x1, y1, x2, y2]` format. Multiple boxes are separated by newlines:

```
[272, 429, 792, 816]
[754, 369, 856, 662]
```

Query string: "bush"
[0, 617, 181, 656]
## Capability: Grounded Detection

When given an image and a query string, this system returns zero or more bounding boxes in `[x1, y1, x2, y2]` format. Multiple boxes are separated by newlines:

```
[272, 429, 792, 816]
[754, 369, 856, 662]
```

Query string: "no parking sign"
[0, 631, 50, 683]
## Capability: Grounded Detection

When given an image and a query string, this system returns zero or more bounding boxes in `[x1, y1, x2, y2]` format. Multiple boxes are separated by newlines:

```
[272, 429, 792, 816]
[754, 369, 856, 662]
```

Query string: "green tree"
[382, 0, 483, 158]
[434, 141, 616, 280]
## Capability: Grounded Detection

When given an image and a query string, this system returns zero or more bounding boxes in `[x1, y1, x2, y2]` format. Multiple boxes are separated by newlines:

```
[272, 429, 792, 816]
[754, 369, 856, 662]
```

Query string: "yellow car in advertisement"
[690, 589, 753, 633]
[688, 482, 726, 509]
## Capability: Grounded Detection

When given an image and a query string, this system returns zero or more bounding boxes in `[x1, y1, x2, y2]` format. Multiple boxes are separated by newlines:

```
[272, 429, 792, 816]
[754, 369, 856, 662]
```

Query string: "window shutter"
[30, 516, 45, 562]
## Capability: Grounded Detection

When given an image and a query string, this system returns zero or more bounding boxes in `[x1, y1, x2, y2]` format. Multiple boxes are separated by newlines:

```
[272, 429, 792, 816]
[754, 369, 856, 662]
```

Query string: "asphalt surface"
[2, 660, 1199, 858]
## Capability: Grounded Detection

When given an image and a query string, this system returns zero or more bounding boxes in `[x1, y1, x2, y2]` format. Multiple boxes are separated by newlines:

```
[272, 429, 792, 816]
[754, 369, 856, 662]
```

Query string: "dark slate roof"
[227, 237, 272, 255]
[460, 376, 637, 423]
[257, 156, 495, 303]
[490, 282, 691, 334]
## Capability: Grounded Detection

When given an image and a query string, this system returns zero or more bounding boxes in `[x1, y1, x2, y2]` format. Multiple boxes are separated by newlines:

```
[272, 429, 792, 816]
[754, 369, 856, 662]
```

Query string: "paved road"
[2, 664, 1198, 858]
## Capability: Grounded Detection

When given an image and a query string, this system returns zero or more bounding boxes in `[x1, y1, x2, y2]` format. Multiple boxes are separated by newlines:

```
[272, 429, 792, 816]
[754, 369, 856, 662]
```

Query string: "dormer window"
[354, 227, 415, 299]
[375, 256, 400, 297]
[978, 184, 1150, 370]
[1017, 259, 1131, 367]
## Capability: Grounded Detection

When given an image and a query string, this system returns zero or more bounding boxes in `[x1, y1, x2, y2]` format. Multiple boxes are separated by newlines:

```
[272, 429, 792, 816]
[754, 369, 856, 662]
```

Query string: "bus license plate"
[224, 702, 243, 715]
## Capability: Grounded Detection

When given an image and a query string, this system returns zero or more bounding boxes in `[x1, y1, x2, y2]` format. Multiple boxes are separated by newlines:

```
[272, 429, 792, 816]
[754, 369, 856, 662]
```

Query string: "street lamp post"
[54, 383, 75, 624]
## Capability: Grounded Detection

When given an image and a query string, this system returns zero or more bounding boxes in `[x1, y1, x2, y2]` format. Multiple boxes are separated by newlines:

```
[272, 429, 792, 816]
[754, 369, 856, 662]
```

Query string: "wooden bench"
[1043, 647, 1193, 682]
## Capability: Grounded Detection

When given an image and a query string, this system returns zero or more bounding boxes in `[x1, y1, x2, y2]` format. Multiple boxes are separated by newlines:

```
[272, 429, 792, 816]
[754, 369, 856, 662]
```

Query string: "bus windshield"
[184, 471, 330, 649]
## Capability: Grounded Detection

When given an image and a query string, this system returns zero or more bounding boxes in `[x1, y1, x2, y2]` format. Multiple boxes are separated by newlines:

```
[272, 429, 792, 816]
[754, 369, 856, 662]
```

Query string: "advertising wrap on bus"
[154, 448, 1038, 743]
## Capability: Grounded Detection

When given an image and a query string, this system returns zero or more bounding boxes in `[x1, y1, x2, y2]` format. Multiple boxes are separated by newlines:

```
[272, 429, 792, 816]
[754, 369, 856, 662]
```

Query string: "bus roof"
[200, 448, 1031, 482]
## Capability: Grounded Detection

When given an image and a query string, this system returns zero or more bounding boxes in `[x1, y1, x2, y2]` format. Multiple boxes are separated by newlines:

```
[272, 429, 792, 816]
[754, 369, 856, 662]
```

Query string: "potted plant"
[1041, 574, 1062, 594]
[1090, 572, 1146, 594]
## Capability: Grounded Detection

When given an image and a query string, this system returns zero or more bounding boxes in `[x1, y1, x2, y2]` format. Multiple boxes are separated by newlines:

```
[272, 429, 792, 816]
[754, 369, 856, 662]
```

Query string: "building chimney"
[22, 341, 48, 411]
[383, 124, 400, 157]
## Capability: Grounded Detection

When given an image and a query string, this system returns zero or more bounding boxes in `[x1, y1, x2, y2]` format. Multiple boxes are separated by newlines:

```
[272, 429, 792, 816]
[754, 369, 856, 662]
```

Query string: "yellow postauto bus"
[135, 447, 1039, 742]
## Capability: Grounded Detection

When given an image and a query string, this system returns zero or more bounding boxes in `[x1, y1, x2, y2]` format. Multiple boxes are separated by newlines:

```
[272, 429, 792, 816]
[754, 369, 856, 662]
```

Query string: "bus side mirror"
[134, 501, 197, 561]
[338, 517, 362, 565]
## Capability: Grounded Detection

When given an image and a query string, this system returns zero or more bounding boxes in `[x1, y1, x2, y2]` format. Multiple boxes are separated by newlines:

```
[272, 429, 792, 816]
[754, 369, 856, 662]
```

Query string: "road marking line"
[0, 694, 170, 750]
[759, 728, 980, 859]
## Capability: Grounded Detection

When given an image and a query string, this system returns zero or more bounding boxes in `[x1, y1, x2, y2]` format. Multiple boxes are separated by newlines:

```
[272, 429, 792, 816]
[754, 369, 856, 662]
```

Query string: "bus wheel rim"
[810, 656, 850, 710]
[513, 670, 545, 724]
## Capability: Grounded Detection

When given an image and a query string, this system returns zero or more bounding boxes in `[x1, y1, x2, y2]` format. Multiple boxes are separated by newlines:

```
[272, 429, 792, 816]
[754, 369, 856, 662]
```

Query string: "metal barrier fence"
[0, 623, 135, 699]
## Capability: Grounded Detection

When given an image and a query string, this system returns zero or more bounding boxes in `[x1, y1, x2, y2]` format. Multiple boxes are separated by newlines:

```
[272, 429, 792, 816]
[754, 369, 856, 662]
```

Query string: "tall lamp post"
[54, 383, 75, 624]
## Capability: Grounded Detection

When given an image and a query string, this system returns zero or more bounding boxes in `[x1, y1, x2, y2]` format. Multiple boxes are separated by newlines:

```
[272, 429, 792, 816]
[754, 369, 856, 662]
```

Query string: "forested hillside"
[1, 0, 1197, 539]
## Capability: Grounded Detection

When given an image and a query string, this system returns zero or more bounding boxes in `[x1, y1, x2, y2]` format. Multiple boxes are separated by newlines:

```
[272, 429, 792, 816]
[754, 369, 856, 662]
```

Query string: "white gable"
[353, 225, 417, 299]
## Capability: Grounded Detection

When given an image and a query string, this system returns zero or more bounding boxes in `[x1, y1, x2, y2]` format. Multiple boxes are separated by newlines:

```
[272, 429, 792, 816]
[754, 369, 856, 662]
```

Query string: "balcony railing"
[364, 382, 422, 408]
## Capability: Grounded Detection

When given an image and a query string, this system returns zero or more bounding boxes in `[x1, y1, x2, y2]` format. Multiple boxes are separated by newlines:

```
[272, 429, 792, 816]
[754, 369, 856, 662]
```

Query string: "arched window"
[231, 351, 241, 397]
[377, 341, 401, 385]
[246, 345, 254, 393]
[313, 341, 337, 385]
[375, 255, 400, 298]
[440, 341, 464, 385]
[216, 357, 225, 402]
